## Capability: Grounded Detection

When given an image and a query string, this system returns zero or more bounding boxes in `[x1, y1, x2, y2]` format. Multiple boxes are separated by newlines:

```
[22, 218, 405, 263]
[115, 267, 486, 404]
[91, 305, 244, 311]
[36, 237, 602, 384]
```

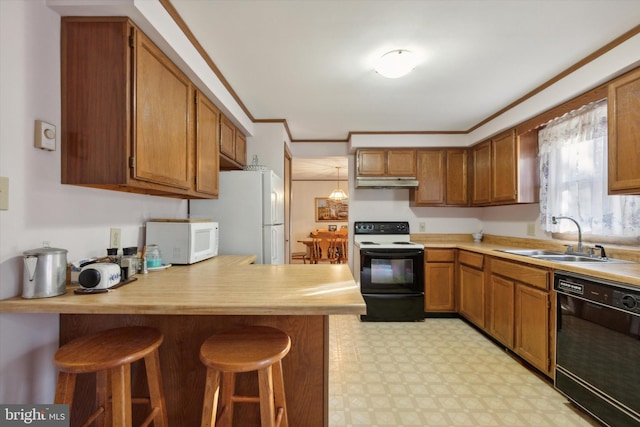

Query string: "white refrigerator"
[189, 170, 285, 264]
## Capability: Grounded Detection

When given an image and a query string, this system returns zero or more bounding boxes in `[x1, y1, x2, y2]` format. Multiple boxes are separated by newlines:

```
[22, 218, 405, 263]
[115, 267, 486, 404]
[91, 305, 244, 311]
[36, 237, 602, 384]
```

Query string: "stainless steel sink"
[530, 254, 605, 262]
[498, 249, 562, 256]
[496, 249, 632, 263]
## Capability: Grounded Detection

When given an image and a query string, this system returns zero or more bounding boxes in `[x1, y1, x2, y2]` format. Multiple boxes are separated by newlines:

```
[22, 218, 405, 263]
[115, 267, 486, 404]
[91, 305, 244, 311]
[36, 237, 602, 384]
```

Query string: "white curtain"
[539, 99, 640, 237]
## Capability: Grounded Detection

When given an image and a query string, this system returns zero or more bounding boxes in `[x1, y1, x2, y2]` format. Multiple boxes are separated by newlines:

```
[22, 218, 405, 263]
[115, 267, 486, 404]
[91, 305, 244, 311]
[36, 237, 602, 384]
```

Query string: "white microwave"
[145, 219, 218, 265]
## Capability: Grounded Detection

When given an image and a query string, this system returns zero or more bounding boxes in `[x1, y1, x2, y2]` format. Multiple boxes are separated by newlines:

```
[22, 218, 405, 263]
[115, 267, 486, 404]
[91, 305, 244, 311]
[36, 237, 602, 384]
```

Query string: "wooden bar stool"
[199, 326, 291, 427]
[53, 326, 168, 427]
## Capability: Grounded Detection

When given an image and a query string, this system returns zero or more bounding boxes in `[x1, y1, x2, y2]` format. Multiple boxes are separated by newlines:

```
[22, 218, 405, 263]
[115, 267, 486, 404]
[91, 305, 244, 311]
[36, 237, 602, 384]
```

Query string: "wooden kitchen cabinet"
[412, 149, 468, 206]
[219, 115, 247, 170]
[194, 93, 220, 196]
[471, 141, 491, 205]
[608, 67, 640, 195]
[424, 249, 456, 312]
[489, 258, 551, 376]
[356, 149, 416, 177]
[457, 251, 486, 329]
[488, 274, 515, 348]
[61, 18, 214, 199]
[471, 129, 538, 206]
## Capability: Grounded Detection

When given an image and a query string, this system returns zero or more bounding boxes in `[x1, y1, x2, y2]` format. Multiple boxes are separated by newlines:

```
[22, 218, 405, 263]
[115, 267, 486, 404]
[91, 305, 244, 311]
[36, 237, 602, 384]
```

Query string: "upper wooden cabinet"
[608, 67, 640, 195]
[219, 115, 247, 170]
[412, 149, 468, 206]
[61, 18, 216, 199]
[357, 149, 416, 177]
[471, 129, 538, 206]
[194, 93, 220, 197]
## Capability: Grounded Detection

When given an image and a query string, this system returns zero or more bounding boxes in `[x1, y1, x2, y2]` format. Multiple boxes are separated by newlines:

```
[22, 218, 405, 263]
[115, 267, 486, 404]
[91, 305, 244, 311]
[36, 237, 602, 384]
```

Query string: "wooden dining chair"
[326, 238, 342, 264]
[310, 238, 322, 264]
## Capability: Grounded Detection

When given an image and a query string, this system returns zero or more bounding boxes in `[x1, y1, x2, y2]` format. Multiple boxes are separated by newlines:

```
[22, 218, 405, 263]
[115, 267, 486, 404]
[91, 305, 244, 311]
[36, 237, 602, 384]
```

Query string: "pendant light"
[328, 166, 348, 201]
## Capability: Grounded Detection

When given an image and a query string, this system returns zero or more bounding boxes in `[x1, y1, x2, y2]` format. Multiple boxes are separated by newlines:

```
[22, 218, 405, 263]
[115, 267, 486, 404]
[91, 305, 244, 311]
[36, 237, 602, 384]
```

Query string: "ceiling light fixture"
[374, 49, 417, 78]
[328, 166, 348, 201]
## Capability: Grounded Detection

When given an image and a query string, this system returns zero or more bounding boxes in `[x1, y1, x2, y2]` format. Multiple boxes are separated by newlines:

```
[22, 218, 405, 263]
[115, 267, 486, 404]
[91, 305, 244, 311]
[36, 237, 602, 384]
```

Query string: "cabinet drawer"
[425, 249, 455, 262]
[458, 250, 484, 269]
[491, 258, 549, 290]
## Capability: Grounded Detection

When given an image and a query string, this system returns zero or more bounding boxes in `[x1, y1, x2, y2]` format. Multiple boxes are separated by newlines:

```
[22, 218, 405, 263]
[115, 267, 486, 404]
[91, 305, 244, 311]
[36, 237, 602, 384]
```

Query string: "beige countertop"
[412, 234, 640, 287]
[0, 255, 366, 316]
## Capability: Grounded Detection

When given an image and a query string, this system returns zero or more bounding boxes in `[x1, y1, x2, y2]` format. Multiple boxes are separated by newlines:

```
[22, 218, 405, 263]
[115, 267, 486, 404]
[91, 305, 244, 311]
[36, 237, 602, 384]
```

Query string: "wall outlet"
[526, 223, 536, 236]
[110, 228, 122, 249]
[419, 222, 426, 232]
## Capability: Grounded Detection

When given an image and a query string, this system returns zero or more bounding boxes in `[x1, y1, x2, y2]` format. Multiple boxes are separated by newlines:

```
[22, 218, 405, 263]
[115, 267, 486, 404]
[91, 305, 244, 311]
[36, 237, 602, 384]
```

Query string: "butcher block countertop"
[412, 234, 640, 287]
[0, 255, 366, 315]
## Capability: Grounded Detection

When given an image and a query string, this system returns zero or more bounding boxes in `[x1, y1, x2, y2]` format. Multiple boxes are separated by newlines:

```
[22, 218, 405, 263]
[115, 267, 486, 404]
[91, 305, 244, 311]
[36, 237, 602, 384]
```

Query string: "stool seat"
[200, 326, 291, 427]
[54, 326, 168, 427]
[54, 326, 163, 372]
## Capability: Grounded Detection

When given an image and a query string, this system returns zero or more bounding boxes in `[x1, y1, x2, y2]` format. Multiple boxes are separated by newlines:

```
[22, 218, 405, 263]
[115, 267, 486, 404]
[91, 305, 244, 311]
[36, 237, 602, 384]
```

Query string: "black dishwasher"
[554, 271, 640, 427]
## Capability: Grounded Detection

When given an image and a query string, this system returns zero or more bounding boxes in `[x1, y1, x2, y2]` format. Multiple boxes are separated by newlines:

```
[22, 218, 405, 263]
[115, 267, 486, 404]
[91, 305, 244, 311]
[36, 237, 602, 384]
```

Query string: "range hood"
[356, 177, 419, 188]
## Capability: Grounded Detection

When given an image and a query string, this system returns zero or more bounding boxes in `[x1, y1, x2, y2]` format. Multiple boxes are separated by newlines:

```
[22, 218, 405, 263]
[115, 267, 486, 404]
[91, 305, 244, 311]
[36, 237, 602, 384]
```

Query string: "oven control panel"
[354, 221, 410, 235]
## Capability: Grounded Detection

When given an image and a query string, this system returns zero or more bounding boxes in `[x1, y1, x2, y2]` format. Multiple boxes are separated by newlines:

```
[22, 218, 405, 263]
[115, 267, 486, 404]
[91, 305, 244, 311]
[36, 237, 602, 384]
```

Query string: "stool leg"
[201, 368, 221, 427]
[218, 372, 235, 427]
[257, 366, 276, 427]
[144, 350, 169, 427]
[54, 371, 76, 408]
[272, 360, 289, 427]
[110, 363, 133, 427]
[95, 370, 109, 427]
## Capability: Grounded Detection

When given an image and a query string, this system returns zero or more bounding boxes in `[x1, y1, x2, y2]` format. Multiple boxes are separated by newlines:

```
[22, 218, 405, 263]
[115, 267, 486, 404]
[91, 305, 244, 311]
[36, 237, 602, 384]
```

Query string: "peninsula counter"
[0, 256, 366, 426]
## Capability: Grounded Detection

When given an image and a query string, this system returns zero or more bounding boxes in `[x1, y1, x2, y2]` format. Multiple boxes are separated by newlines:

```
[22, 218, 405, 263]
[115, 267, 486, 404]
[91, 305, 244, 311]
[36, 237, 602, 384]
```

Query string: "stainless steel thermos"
[22, 244, 68, 298]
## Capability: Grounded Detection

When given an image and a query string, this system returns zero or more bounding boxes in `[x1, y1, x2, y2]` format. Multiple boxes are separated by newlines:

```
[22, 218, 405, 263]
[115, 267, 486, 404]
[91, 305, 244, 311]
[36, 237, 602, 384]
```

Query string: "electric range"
[353, 221, 425, 322]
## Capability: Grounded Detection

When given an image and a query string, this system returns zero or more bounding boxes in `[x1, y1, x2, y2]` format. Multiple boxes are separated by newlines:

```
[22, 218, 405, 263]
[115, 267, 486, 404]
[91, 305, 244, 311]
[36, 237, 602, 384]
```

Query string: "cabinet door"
[219, 115, 235, 159]
[608, 68, 640, 195]
[491, 130, 517, 203]
[489, 274, 515, 348]
[425, 262, 455, 312]
[446, 149, 468, 205]
[387, 150, 416, 176]
[414, 150, 445, 205]
[234, 131, 247, 165]
[458, 264, 485, 328]
[195, 93, 220, 196]
[515, 284, 550, 374]
[134, 30, 192, 190]
[471, 141, 491, 205]
[357, 149, 386, 176]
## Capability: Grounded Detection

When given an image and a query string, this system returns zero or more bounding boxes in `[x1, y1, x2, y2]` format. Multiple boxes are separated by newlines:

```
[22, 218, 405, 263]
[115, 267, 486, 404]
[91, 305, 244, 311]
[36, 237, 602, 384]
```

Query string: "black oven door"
[359, 249, 424, 294]
[556, 291, 640, 425]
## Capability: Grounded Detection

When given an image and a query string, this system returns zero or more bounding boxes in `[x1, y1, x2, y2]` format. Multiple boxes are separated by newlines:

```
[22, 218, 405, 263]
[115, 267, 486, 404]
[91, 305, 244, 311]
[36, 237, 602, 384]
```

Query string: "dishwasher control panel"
[554, 271, 640, 315]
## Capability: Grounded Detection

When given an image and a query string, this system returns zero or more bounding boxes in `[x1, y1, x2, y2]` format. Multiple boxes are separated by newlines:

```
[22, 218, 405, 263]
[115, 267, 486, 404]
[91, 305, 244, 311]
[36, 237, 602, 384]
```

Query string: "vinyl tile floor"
[328, 315, 602, 427]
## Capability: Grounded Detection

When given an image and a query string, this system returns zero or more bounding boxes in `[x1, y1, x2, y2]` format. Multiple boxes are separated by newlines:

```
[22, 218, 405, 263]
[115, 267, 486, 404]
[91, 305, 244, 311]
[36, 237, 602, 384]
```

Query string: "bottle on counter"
[145, 244, 162, 268]
[120, 246, 138, 279]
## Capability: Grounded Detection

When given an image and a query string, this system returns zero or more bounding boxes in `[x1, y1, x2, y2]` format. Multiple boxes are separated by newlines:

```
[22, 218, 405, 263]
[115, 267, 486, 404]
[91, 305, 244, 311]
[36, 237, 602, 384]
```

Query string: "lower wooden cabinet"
[424, 249, 455, 312]
[458, 251, 486, 328]
[514, 284, 550, 373]
[489, 258, 552, 376]
[488, 274, 514, 347]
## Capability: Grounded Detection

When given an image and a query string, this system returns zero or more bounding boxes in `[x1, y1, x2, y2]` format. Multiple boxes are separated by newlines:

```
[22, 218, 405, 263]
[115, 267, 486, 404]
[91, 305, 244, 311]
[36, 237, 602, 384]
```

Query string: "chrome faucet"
[552, 216, 584, 254]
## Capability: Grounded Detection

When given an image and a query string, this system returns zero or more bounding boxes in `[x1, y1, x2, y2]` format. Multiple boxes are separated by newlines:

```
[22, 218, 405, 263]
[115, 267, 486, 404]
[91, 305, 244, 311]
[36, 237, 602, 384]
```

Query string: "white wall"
[0, 0, 186, 404]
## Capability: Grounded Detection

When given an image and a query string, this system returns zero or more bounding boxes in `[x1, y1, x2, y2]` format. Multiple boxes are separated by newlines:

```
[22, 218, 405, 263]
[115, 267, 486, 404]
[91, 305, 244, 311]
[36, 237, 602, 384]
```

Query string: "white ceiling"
[171, 0, 640, 142]
[169, 0, 640, 180]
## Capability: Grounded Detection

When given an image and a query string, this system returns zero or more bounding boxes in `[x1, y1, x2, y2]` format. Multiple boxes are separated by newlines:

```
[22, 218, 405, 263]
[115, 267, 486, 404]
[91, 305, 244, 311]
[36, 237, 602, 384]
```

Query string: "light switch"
[34, 120, 56, 151]
[0, 177, 8, 210]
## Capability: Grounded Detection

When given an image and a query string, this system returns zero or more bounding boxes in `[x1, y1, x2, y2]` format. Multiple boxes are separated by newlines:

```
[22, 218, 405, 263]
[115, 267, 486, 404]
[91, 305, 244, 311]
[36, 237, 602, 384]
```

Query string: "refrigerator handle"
[272, 227, 278, 262]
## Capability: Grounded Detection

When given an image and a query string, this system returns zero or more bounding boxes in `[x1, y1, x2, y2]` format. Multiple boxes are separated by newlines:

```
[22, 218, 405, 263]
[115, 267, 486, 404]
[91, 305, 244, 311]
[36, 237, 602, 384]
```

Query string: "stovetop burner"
[359, 241, 379, 245]
[393, 241, 413, 245]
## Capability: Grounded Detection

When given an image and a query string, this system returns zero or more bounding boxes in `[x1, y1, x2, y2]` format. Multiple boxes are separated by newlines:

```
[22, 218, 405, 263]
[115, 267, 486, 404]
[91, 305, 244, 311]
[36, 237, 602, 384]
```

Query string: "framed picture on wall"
[328, 225, 337, 232]
[315, 198, 348, 222]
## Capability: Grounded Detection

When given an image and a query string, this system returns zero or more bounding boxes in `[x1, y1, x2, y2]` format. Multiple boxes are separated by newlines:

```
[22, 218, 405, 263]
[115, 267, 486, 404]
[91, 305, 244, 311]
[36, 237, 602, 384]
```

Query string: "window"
[538, 99, 640, 239]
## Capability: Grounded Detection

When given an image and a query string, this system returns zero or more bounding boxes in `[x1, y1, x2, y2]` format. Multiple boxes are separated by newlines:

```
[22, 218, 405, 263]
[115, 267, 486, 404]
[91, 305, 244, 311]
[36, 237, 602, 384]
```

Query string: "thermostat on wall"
[34, 120, 56, 151]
